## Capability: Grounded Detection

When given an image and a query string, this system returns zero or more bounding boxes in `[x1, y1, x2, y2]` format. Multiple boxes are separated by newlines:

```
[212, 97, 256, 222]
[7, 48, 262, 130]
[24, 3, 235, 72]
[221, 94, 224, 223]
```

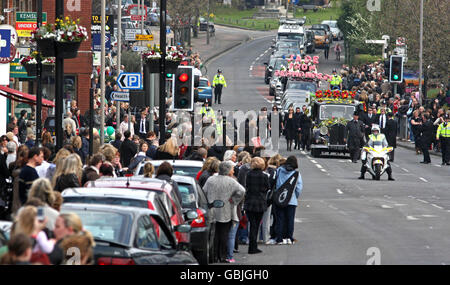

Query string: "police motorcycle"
[361, 125, 393, 180]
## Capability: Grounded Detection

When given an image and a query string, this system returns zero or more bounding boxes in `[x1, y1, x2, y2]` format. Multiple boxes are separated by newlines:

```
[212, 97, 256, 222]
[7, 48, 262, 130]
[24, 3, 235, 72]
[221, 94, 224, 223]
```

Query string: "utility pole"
[100, 0, 106, 144]
[116, 0, 122, 133]
[206, 0, 210, 45]
[159, 0, 167, 144]
[55, 0, 64, 151]
[35, 0, 43, 146]
[418, 0, 424, 104]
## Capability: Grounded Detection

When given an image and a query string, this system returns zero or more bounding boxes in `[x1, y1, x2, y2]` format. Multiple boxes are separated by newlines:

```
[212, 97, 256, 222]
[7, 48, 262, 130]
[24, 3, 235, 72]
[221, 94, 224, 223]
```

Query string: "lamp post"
[116, 0, 122, 133]
[100, 0, 106, 144]
[55, 0, 64, 151]
[418, 0, 424, 104]
[159, 0, 167, 144]
[35, 0, 43, 146]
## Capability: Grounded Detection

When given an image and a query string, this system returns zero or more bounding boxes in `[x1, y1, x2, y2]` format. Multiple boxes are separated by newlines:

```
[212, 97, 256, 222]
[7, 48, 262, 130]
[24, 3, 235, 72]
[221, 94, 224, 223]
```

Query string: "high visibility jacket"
[212, 74, 227, 88]
[436, 122, 450, 139]
[368, 133, 388, 148]
[216, 119, 223, 136]
[329, 75, 342, 86]
[199, 107, 216, 121]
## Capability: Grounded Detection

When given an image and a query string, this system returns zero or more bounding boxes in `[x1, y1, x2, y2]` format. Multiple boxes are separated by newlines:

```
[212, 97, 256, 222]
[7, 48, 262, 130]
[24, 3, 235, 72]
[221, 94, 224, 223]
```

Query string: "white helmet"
[371, 124, 380, 133]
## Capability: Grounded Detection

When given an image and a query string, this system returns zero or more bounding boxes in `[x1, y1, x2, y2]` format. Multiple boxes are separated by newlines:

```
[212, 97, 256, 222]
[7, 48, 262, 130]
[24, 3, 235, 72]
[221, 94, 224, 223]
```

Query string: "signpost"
[117, 72, 142, 90]
[132, 46, 148, 52]
[125, 28, 139, 41]
[110, 91, 130, 102]
[135, 34, 153, 41]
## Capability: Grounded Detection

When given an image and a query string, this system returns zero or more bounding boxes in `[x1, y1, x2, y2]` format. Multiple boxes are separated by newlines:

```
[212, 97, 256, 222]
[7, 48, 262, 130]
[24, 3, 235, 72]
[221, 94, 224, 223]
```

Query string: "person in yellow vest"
[328, 69, 342, 90]
[436, 114, 450, 165]
[212, 69, 227, 104]
[198, 101, 216, 124]
[359, 125, 395, 180]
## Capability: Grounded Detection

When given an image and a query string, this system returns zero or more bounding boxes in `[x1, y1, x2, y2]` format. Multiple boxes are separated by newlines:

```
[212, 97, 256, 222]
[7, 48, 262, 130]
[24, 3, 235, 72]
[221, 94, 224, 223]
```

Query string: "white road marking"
[295, 218, 302, 223]
[419, 177, 428, 183]
[434, 164, 442, 167]
[407, 216, 420, 221]
[320, 169, 327, 172]
[316, 164, 323, 169]
[401, 168, 409, 173]
[431, 204, 444, 210]
[328, 205, 338, 210]
[311, 160, 317, 164]
[301, 151, 306, 155]
[381, 205, 393, 209]
[392, 163, 400, 167]
[394, 204, 408, 207]
[417, 199, 429, 204]
[339, 211, 348, 216]
[260, 53, 265, 57]
[336, 189, 343, 194]
[421, 215, 438, 218]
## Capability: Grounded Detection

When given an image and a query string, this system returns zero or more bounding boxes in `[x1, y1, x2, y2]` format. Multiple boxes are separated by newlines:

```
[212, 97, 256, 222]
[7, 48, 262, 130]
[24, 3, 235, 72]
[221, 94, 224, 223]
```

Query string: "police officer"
[344, 111, 365, 163]
[436, 114, 450, 165]
[359, 125, 395, 180]
[212, 69, 227, 104]
[329, 69, 342, 90]
[199, 101, 216, 124]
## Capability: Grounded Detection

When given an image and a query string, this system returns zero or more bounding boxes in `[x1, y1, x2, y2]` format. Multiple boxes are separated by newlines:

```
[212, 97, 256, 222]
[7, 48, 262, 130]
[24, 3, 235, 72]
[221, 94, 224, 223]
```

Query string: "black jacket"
[345, 119, 365, 149]
[198, 170, 213, 188]
[135, 118, 150, 137]
[419, 120, 434, 147]
[244, 169, 270, 213]
[385, 118, 397, 148]
[299, 113, 312, 134]
[120, 139, 137, 168]
[54, 174, 80, 192]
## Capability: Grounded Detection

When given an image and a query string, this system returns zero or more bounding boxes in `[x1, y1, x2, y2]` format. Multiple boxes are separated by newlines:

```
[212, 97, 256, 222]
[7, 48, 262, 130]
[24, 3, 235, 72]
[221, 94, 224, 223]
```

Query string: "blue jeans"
[274, 205, 297, 242]
[227, 222, 239, 260]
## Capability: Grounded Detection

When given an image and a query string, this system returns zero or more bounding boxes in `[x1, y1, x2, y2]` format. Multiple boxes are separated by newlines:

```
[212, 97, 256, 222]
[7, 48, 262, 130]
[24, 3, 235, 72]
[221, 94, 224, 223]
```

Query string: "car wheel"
[195, 237, 210, 265]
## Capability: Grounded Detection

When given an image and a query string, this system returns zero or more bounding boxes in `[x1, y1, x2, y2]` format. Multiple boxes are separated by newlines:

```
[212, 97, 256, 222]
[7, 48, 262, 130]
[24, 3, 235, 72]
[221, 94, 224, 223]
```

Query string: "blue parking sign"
[117, 72, 142, 90]
[0, 29, 11, 58]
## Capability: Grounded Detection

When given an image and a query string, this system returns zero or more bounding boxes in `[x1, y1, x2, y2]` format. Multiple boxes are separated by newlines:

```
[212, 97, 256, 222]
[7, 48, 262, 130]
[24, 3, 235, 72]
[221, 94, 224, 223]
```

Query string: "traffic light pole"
[159, 0, 167, 145]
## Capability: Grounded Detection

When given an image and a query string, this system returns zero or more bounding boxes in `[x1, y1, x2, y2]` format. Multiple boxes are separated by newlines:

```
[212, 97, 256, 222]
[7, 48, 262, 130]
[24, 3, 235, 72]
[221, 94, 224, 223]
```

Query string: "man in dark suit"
[300, 105, 312, 151]
[135, 109, 150, 139]
[120, 130, 137, 168]
[293, 107, 302, 150]
[384, 112, 397, 162]
[344, 111, 365, 163]
[419, 113, 434, 164]
[377, 107, 388, 134]
[363, 107, 377, 140]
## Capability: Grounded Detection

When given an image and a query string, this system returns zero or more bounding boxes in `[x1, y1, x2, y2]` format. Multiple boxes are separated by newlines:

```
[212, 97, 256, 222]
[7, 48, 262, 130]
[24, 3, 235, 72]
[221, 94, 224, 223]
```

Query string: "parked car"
[305, 30, 316, 53]
[196, 77, 213, 105]
[312, 28, 330, 48]
[134, 160, 204, 178]
[320, 20, 343, 41]
[85, 177, 190, 245]
[61, 203, 198, 265]
[170, 175, 215, 265]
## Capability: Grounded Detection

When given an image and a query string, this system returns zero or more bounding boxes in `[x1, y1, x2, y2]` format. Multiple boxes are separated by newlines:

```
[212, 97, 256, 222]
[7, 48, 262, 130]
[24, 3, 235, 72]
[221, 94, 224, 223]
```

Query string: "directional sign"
[132, 46, 148, 52]
[110, 91, 130, 102]
[125, 29, 139, 41]
[135, 34, 153, 41]
[117, 72, 142, 90]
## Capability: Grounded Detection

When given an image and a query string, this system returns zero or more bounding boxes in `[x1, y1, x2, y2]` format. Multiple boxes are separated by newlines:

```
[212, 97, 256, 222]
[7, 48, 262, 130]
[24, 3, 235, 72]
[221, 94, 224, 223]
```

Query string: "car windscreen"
[274, 59, 288, 69]
[199, 80, 209, 87]
[277, 41, 298, 49]
[319, 105, 355, 121]
[278, 33, 304, 42]
[286, 82, 317, 92]
[66, 209, 132, 245]
[177, 183, 197, 209]
[314, 30, 325, 36]
[63, 196, 148, 209]
[139, 165, 201, 178]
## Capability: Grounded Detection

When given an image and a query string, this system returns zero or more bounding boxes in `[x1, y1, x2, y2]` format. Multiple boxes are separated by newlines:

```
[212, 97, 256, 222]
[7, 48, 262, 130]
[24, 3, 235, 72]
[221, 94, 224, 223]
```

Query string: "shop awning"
[0, 85, 55, 108]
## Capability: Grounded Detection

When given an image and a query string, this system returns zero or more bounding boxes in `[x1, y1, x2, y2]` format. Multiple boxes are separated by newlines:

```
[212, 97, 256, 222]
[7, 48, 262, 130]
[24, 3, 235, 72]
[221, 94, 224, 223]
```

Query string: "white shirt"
[119, 121, 134, 140]
[193, 68, 202, 77]
[35, 160, 51, 178]
[379, 114, 386, 129]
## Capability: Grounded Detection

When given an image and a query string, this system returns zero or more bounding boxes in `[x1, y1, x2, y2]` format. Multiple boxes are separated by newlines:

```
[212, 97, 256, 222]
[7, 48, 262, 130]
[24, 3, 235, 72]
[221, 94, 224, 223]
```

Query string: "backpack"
[272, 171, 299, 208]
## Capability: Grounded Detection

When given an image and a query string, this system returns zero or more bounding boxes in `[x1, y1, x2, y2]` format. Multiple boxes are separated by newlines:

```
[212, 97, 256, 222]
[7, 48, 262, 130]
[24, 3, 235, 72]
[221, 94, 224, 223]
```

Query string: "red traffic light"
[178, 73, 189, 82]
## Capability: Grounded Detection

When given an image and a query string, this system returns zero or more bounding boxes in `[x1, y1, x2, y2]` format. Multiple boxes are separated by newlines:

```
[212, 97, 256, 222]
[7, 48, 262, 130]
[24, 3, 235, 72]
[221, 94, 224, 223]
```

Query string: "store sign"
[10, 58, 34, 78]
[15, 12, 47, 37]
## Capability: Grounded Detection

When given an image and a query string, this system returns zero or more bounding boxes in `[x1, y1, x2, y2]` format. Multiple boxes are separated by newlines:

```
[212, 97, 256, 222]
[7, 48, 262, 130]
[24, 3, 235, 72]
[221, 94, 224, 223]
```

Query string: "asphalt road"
[205, 30, 450, 265]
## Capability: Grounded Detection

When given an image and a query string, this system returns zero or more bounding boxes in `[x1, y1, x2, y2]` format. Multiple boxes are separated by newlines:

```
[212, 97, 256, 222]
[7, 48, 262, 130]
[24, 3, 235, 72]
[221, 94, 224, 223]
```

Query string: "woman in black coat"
[244, 157, 270, 254]
[283, 107, 297, 151]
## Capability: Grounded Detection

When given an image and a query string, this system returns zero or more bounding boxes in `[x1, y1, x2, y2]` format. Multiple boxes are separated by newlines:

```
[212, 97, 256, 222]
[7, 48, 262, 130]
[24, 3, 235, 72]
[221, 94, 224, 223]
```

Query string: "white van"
[277, 24, 306, 55]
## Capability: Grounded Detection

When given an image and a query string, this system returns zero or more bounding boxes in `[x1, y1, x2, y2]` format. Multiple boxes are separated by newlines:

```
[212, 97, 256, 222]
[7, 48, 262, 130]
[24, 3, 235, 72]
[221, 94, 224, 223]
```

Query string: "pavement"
[396, 139, 443, 157]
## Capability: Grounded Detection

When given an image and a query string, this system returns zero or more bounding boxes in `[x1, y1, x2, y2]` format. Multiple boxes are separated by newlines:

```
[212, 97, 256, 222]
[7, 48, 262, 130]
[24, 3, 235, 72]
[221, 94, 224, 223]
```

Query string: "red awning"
[0, 85, 55, 108]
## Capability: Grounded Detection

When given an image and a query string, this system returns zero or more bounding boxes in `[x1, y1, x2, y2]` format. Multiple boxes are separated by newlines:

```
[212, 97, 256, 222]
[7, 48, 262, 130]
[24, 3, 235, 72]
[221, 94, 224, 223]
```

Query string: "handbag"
[272, 171, 299, 208]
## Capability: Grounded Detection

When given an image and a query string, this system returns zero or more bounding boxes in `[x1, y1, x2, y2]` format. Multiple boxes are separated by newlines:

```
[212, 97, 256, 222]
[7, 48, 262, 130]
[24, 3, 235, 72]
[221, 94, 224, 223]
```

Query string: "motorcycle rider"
[358, 124, 395, 181]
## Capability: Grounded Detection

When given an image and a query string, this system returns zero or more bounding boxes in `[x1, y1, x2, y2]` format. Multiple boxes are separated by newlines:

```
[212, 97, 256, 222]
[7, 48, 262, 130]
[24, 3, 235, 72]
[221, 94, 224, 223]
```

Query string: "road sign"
[132, 46, 148, 52]
[365, 40, 385, 44]
[110, 91, 130, 102]
[166, 27, 171, 34]
[15, 12, 47, 37]
[131, 15, 147, 21]
[117, 72, 142, 90]
[135, 34, 153, 41]
[125, 29, 139, 41]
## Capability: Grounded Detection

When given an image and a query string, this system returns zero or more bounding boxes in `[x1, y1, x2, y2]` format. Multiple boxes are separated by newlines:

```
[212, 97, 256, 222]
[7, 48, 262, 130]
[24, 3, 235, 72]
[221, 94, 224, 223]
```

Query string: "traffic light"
[389, 55, 403, 83]
[384, 59, 390, 77]
[173, 66, 194, 111]
[166, 73, 173, 79]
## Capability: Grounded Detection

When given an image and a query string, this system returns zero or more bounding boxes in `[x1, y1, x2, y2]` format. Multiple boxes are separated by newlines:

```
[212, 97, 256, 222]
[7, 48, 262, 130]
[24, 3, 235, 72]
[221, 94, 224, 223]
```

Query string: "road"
[204, 30, 450, 265]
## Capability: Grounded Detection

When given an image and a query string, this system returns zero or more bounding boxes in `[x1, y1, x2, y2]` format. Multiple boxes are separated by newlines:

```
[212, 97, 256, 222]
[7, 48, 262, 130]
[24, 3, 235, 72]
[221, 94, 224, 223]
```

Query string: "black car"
[171, 175, 216, 265]
[310, 100, 357, 157]
[61, 203, 198, 265]
[305, 30, 316, 53]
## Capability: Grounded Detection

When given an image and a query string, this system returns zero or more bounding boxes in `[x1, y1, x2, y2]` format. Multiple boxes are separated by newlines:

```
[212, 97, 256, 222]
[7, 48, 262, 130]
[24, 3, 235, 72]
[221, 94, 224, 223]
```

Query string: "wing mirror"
[208, 200, 224, 209]
[185, 210, 199, 220]
[175, 224, 192, 233]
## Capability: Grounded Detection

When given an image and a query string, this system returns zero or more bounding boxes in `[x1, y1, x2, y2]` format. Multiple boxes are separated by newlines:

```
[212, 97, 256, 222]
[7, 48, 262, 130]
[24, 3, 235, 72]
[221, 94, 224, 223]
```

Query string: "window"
[135, 216, 159, 250]
[177, 183, 197, 209]
[319, 105, 355, 121]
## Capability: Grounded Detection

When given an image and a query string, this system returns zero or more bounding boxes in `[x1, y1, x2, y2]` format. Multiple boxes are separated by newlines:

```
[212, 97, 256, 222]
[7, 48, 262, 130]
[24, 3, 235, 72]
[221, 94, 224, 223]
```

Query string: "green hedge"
[352, 54, 383, 66]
